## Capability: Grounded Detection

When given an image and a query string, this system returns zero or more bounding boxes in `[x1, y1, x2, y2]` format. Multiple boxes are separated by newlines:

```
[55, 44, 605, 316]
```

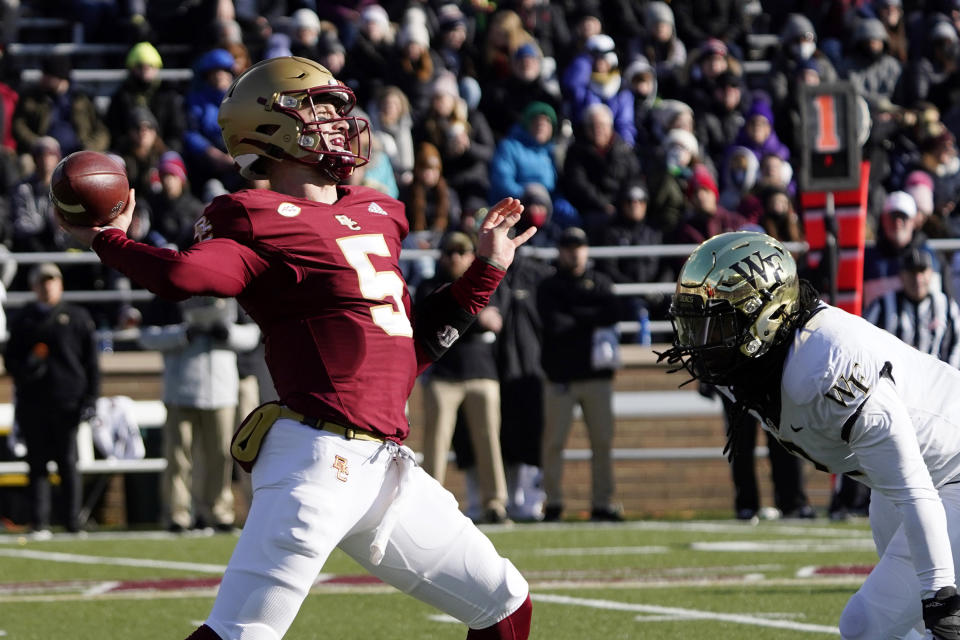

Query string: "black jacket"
[562, 136, 642, 217]
[498, 254, 552, 381]
[537, 265, 621, 383]
[5, 301, 99, 413]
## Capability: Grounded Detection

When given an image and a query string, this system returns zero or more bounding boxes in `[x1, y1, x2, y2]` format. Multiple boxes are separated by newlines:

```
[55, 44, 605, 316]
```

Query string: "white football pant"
[204, 418, 529, 640]
[839, 483, 960, 639]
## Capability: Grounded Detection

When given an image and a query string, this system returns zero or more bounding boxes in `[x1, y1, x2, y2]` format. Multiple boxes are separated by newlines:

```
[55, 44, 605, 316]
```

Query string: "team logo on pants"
[333, 455, 349, 482]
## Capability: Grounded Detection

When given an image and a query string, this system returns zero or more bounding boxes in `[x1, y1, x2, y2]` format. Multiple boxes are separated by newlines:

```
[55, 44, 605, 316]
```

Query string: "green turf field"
[0, 519, 877, 639]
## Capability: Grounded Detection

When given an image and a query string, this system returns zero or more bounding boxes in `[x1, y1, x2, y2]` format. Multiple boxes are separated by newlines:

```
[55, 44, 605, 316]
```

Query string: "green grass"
[0, 519, 876, 639]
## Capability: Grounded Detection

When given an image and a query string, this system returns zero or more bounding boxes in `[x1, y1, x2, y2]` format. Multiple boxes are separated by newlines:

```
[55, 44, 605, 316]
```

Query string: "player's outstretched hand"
[475, 197, 536, 270]
[56, 188, 136, 248]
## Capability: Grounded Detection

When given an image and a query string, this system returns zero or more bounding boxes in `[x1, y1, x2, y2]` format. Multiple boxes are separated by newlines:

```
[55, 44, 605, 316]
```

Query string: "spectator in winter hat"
[901, 20, 959, 113]
[902, 169, 946, 237]
[436, 3, 476, 79]
[480, 39, 562, 138]
[289, 8, 324, 60]
[672, 164, 747, 245]
[729, 95, 790, 167]
[340, 5, 394, 107]
[566, 33, 636, 145]
[516, 182, 559, 248]
[637, 1, 687, 98]
[863, 189, 926, 308]
[695, 69, 749, 164]
[599, 181, 666, 291]
[685, 38, 743, 116]
[12, 53, 109, 156]
[108, 41, 186, 153]
[148, 150, 204, 250]
[769, 14, 839, 110]
[841, 17, 902, 110]
[183, 48, 241, 194]
[115, 105, 166, 200]
[720, 146, 760, 213]
[9, 136, 64, 253]
[873, 0, 909, 62]
[488, 100, 559, 204]
[389, 19, 438, 123]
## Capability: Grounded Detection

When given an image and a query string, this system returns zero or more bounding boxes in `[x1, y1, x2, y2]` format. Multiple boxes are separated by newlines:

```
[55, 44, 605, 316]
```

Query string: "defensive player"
[57, 57, 533, 640]
[661, 231, 960, 640]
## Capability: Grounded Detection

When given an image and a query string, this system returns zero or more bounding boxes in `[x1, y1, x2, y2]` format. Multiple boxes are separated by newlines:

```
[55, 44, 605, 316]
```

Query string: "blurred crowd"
[0, 1, 958, 321]
[4, 0, 960, 524]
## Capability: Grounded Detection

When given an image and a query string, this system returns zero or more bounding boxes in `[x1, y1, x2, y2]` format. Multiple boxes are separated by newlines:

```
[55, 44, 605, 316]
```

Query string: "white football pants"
[205, 418, 529, 640]
[839, 483, 960, 639]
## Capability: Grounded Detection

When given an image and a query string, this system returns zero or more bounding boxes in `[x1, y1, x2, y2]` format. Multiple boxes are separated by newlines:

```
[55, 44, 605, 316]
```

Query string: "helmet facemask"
[659, 231, 801, 386]
[669, 288, 789, 385]
[269, 85, 371, 181]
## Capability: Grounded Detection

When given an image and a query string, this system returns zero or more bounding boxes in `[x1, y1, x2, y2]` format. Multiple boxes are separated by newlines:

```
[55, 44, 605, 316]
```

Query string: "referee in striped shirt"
[863, 247, 960, 368]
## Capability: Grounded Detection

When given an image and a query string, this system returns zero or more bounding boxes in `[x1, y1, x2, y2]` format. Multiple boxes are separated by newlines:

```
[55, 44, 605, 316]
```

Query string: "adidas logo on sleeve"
[368, 202, 388, 215]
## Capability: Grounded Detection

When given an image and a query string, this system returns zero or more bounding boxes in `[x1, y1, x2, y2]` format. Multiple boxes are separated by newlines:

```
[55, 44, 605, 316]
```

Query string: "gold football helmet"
[668, 231, 800, 383]
[218, 56, 370, 181]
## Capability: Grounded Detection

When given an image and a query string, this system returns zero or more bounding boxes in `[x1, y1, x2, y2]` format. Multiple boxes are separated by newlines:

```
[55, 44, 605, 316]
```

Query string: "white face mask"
[792, 41, 816, 60]
[937, 155, 960, 176]
[666, 146, 691, 170]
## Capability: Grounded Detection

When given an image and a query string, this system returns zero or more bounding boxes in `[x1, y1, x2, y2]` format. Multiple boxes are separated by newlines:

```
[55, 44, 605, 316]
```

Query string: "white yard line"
[530, 545, 669, 556]
[499, 519, 872, 538]
[82, 581, 121, 597]
[533, 593, 840, 635]
[0, 548, 226, 573]
[692, 539, 876, 553]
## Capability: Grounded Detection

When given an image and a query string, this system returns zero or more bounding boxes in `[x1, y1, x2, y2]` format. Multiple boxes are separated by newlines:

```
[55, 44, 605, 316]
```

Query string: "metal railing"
[16, 238, 960, 342]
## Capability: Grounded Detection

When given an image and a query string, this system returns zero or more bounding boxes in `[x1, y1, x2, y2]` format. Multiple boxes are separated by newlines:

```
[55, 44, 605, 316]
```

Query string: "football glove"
[923, 586, 960, 639]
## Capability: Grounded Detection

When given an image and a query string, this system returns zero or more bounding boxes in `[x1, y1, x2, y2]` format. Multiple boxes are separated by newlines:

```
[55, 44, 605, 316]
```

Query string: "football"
[50, 151, 130, 227]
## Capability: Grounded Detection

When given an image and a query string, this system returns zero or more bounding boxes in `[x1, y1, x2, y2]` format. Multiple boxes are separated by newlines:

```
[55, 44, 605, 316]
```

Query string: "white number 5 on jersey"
[337, 234, 414, 337]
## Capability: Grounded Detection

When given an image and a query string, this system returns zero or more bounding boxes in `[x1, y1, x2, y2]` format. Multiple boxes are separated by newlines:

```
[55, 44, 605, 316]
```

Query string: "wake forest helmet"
[218, 56, 370, 182]
[668, 231, 800, 384]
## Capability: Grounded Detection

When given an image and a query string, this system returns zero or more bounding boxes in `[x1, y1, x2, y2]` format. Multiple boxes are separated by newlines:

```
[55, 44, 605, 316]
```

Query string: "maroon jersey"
[93, 185, 503, 441]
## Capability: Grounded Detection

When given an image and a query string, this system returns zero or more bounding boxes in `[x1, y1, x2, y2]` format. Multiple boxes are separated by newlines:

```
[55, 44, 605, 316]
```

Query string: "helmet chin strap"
[316, 152, 355, 183]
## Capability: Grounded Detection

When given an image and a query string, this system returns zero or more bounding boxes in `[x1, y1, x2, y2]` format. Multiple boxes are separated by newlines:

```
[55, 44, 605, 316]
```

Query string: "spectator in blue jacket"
[488, 101, 559, 205]
[183, 49, 241, 195]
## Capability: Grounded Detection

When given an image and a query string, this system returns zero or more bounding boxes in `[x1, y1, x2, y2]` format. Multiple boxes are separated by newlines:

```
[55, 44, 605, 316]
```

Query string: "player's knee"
[185, 624, 222, 640]
[838, 593, 868, 639]
[466, 594, 532, 640]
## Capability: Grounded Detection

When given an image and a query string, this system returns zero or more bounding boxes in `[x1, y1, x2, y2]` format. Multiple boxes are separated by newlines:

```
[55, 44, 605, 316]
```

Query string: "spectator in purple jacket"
[564, 34, 636, 146]
[726, 95, 791, 179]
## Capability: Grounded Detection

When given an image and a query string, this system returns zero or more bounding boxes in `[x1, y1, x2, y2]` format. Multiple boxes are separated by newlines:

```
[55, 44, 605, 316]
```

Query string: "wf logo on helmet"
[729, 251, 785, 290]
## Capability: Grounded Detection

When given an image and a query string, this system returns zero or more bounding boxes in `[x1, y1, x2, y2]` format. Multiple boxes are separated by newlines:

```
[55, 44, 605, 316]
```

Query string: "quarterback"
[662, 231, 960, 640]
[57, 57, 533, 640]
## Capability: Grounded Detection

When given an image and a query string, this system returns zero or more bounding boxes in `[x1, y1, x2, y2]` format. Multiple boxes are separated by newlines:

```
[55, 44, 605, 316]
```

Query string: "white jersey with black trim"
[766, 302, 960, 595]
[773, 303, 960, 486]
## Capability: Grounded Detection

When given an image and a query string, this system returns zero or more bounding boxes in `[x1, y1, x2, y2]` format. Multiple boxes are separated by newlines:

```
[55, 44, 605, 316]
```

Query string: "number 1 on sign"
[813, 94, 841, 153]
